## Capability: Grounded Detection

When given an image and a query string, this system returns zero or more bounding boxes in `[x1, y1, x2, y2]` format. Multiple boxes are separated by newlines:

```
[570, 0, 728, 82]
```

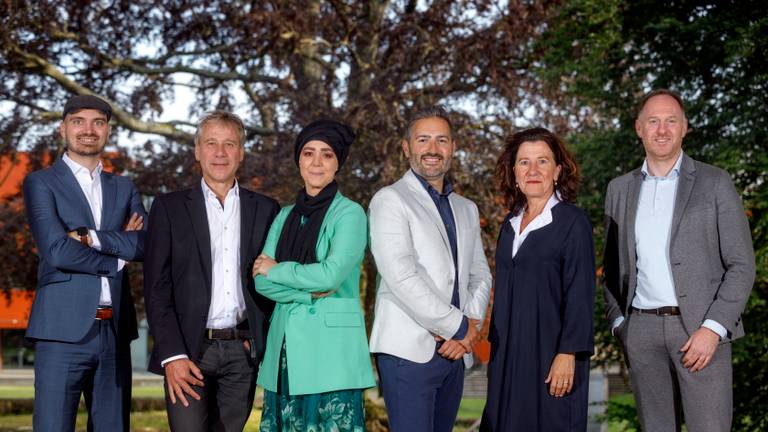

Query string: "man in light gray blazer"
[604, 89, 755, 432]
[369, 105, 492, 432]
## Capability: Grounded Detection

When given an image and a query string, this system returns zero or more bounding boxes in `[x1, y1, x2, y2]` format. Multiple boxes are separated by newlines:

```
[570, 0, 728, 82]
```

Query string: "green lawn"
[0, 388, 481, 431]
[0, 410, 264, 432]
[0, 390, 638, 431]
[0, 385, 165, 399]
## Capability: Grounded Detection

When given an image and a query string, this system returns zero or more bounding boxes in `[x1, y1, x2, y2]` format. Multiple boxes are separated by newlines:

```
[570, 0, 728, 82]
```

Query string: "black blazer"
[144, 184, 279, 375]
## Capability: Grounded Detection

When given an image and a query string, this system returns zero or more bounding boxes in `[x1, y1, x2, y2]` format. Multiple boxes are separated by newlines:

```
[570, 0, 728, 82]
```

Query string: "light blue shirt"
[634, 154, 682, 309]
[612, 152, 726, 339]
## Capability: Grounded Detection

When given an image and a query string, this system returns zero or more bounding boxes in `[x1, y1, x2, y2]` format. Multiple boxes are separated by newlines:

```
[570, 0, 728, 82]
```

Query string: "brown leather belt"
[205, 327, 251, 340]
[631, 306, 681, 316]
[95, 307, 113, 320]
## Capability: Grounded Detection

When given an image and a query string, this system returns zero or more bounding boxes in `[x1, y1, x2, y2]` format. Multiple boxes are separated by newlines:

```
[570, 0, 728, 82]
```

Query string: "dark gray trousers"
[624, 312, 732, 432]
[165, 339, 257, 432]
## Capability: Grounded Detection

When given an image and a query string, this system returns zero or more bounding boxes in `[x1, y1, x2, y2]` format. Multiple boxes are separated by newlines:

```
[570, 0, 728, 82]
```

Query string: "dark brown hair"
[496, 127, 580, 215]
[636, 89, 686, 119]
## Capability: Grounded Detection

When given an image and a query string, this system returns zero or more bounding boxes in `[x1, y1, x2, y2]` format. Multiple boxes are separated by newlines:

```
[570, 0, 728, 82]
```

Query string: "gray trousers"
[623, 312, 732, 432]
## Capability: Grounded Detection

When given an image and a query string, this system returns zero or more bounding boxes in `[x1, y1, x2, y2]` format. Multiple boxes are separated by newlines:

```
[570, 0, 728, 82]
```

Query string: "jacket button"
[309, 308, 316, 314]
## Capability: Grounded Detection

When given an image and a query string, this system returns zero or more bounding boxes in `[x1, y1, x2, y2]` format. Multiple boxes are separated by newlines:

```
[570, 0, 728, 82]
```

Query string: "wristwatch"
[76, 227, 89, 246]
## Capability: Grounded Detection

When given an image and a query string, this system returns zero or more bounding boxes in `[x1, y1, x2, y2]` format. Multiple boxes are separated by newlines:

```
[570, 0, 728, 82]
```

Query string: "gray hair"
[194, 110, 246, 146]
[404, 105, 454, 141]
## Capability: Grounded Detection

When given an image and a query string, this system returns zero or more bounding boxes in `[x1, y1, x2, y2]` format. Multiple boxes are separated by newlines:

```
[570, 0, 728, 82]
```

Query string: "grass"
[0, 386, 165, 399]
[0, 409, 264, 432]
[0, 391, 483, 431]
[0, 390, 638, 431]
[0, 387, 33, 399]
[0, 407, 484, 431]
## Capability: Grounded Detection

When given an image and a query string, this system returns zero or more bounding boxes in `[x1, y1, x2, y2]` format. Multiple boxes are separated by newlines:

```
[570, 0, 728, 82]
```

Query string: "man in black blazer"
[144, 111, 279, 431]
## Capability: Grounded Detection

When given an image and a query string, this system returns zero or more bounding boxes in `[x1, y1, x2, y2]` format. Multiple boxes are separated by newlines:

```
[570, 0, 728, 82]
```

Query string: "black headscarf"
[293, 119, 355, 169]
[275, 180, 338, 264]
[276, 120, 355, 264]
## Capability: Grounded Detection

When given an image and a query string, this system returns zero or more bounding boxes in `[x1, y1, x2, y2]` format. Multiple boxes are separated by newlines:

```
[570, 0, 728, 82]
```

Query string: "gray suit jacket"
[603, 153, 754, 341]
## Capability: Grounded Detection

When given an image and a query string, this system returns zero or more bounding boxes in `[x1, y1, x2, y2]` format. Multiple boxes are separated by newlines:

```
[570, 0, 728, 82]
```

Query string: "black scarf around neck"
[275, 180, 338, 264]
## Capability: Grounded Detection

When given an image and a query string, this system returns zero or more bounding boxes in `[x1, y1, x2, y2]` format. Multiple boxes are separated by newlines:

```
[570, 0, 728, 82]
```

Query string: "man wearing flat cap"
[144, 110, 279, 430]
[23, 94, 147, 431]
[369, 105, 492, 431]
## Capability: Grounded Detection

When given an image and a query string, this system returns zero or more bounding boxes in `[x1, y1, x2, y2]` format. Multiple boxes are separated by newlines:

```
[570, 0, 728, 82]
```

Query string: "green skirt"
[259, 342, 366, 432]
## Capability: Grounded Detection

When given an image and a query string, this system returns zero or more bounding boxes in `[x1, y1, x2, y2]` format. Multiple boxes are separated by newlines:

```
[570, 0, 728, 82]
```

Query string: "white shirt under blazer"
[368, 170, 492, 366]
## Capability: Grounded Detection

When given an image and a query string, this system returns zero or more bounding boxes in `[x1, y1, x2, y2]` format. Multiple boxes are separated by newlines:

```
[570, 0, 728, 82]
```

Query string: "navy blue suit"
[481, 202, 595, 431]
[23, 157, 146, 432]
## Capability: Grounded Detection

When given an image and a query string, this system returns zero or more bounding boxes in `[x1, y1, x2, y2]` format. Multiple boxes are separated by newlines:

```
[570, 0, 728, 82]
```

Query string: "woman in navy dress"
[480, 127, 595, 431]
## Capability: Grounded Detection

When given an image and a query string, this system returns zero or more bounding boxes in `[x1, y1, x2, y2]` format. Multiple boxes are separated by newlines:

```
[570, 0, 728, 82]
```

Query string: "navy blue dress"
[481, 202, 595, 431]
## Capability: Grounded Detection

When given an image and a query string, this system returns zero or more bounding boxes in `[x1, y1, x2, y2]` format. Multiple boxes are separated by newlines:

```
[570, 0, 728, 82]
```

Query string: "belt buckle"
[207, 328, 214, 339]
[95, 307, 112, 320]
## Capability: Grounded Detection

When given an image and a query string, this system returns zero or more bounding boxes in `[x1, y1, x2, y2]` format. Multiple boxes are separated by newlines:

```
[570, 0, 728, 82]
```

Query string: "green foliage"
[598, 393, 640, 432]
[536, 0, 768, 429]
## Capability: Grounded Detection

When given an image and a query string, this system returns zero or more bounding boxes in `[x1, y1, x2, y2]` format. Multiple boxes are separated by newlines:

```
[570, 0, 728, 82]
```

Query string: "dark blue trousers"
[33, 319, 131, 432]
[376, 350, 465, 432]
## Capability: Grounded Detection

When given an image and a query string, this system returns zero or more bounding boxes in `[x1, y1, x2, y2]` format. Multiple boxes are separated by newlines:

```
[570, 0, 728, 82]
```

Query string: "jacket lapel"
[186, 186, 213, 294]
[670, 154, 697, 243]
[100, 172, 116, 229]
[625, 168, 643, 301]
[403, 170, 452, 252]
[447, 192, 464, 264]
[52, 158, 96, 227]
[239, 187, 256, 277]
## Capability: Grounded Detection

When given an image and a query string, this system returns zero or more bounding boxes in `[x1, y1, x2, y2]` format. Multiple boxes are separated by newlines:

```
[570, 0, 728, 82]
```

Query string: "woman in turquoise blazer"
[252, 120, 375, 431]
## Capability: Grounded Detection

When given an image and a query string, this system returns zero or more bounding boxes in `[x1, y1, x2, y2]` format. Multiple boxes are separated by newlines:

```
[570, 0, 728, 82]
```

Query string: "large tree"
[0, 0, 557, 331]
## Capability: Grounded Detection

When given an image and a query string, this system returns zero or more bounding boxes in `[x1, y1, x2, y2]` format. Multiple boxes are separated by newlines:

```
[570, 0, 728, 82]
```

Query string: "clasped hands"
[67, 212, 143, 246]
[434, 318, 482, 361]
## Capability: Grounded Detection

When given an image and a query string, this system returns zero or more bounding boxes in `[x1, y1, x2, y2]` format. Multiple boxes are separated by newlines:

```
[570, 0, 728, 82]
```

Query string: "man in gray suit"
[603, 89, 755, 432]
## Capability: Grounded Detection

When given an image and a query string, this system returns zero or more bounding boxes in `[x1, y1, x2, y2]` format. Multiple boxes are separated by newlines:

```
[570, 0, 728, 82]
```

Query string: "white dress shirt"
[202, 179, 245, 329]
[509, 192, 561, 257]
[63, 152, 125, 306]
[161, 179, 245, 367]
[612, 152, 725, 338]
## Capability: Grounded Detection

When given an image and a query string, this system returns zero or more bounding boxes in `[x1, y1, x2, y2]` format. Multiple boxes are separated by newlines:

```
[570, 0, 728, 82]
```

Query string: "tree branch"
[12, 46, 192, 142]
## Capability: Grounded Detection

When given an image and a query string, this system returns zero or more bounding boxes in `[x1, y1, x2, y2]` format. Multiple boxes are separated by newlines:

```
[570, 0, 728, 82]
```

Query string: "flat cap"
[62, 95, 112, 121]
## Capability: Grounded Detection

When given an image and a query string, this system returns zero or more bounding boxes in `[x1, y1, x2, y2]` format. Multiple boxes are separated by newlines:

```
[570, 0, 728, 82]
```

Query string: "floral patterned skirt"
[259, 342, 366, 432]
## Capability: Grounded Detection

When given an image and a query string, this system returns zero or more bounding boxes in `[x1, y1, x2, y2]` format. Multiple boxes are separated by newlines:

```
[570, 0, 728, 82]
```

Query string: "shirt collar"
[412, 169, 453, 197]
[509, 191, 561, 232]
[200, 178, 239, 202]
[512, 191, 561, 219]
[62, 152, 103, 180]
[641, 151, 684, 180]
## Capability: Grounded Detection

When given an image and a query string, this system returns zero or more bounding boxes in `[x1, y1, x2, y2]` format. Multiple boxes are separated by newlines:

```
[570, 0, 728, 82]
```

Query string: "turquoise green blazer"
[255, 192, 376, 395]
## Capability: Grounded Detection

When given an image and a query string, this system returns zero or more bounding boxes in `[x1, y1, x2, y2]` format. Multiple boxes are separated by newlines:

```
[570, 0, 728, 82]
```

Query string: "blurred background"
[0, 1, 765, 430]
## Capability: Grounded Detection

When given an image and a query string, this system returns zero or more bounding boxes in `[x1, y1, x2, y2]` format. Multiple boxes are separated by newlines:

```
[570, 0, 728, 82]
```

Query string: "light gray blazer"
[603, 153, 755, 341]
[368, 170, 492, 365]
